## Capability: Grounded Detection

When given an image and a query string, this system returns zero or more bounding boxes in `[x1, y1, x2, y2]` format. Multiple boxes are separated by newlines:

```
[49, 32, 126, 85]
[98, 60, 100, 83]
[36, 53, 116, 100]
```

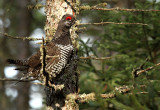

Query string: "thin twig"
[132, 58, 149, 78]
[0, 78, 47, 86]
[136, 62, 160, 76]
[79, 22, 148, 26]
[80, 56, 112, 60]
[80, 55, 127, 60]
[0, 32, 42, 40]
[0, 78, 36, 82]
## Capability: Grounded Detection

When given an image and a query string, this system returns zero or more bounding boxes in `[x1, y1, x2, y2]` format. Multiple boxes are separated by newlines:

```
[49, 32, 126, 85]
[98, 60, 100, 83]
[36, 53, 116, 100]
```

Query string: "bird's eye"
[66, 16, 72, 20]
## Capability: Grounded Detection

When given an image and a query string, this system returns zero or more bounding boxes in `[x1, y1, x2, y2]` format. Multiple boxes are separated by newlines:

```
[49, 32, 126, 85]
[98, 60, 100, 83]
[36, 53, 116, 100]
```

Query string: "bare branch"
[76, 93, 116, 103]
[80, 6, 160, 12]
[77, 86, 159, 103]
[0, 78, 36, 82]
[80, 55, 128, 60]
[77, 86, 131, 103]
[136, 62, 160, 76]
[79, 22, 148, 26]
[80, 56, 112, 60]
[77, 93, 96, 103]
[0, 32, 42, 41]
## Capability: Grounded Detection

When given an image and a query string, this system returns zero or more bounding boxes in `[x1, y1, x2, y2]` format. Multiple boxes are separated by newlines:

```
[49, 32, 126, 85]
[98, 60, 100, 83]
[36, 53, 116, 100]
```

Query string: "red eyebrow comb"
[66, 16, 72, 20]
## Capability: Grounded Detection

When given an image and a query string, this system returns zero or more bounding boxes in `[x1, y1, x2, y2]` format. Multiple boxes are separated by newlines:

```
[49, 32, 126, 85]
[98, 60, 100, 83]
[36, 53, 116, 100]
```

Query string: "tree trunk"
[0, 65, 7, 110]
[45, 0, 79, 110]
[0, 0, 13, 109]
[16, 0, 31, 110]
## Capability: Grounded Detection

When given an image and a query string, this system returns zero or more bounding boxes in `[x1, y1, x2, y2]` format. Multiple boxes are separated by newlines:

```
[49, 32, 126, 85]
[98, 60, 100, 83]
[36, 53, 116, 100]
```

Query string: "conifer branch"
[79, 22, 148, 26]
[136, 62, 160, 77]
[77, 93, 115, 103]
[77, 86, 159, 103]
[80, 6, 160, 12]
[76, 86, 132, 103]
[0, 32, 42, 41]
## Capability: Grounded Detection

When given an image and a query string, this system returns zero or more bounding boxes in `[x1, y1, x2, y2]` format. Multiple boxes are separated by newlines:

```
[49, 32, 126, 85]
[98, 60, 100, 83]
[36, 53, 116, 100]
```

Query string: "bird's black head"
[59, 14, 76, 28]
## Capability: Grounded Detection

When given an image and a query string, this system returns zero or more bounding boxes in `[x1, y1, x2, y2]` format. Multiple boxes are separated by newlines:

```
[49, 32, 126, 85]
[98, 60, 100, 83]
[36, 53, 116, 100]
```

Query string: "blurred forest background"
[0, 0, 160, 110]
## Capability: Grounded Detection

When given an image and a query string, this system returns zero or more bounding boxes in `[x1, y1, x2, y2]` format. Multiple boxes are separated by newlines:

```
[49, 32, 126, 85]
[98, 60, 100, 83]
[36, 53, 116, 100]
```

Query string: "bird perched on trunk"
[7, 14, 77, 80]
[7, 14, 78, 109]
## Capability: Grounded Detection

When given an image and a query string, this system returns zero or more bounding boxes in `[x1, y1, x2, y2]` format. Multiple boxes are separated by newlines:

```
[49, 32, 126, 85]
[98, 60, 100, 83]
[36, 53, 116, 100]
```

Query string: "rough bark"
[45, 0, 79, 110]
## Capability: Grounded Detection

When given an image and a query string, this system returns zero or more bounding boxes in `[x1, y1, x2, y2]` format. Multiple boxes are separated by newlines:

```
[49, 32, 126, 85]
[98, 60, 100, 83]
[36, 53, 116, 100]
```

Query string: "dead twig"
[79, 22, 148, 26]
[80, 6, 160, 12]
[80, 55, 126, 60]
[80, 56, 111, 60]
[0, 32, 42, 41]
[0, 78, 36, 82]
[136, 62, 160, 76]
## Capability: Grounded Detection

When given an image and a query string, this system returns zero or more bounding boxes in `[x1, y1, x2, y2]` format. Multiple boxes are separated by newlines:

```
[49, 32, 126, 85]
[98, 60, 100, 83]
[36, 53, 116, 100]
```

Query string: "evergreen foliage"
[79, 0, 160, 109]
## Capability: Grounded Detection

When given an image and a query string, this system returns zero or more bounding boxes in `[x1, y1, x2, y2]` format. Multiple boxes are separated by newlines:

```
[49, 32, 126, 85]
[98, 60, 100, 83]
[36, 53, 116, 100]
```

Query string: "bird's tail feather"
[15, 67, 28, 71]
[7, 59, 28, 66]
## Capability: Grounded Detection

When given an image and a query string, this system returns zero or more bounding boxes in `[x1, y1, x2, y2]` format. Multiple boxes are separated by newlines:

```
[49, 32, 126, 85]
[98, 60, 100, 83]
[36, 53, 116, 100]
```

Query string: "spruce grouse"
[7, 14, 77, 80]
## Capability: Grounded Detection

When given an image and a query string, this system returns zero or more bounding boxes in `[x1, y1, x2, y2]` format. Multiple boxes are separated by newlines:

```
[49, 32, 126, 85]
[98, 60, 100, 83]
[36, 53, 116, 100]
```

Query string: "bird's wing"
[45, 42, 74, 77]
[28, 51, 41, 68]
[27, 42, 74, 78]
